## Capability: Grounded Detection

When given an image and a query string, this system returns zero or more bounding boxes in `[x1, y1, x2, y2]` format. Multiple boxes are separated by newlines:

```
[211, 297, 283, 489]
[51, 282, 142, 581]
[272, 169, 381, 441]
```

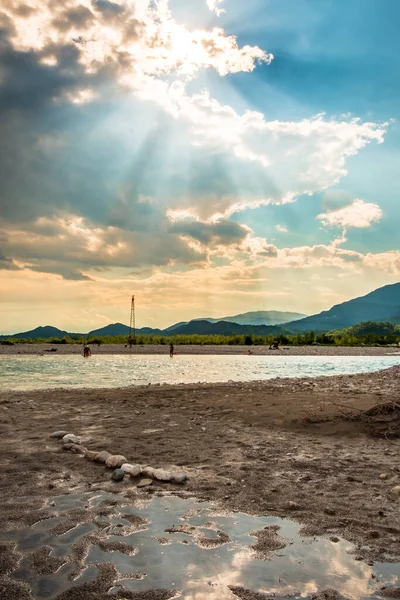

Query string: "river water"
[1, 354, 400, 390]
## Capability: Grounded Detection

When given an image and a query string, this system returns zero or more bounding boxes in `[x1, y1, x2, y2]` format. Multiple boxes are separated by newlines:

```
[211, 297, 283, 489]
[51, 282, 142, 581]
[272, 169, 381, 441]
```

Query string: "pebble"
[85, 451, 98, 461]
[69, 444, 87, 455]
[62, 443, 74, 451]
[111, 469, 125, 482]
[171, 472, 188, 484]
[142, 466, 156, 478]
[390, 486, 400, 496]
[94, 451, 112, 463]
[105, 455, 127, 469]
[141, 467, 188, 484]
[330, 536, 339, 543]
[379, 474, 388, 480]
[301, 475, 312, 482]
[121, 463, 142, 477]
[286, 501, 301, 510]
[107, 587, 124, 597]
[50, 431, 68, 439]
[369, 530, 380, 538]
[137, 478, 153, 488]
[62, 434, 81, 445]
[152, 469, 174, 482]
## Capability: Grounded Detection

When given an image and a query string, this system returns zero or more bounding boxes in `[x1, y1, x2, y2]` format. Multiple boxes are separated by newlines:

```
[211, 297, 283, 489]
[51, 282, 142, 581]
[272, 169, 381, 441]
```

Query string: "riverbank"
[0, 342, 399, 356]
[0, 367, 399, 598]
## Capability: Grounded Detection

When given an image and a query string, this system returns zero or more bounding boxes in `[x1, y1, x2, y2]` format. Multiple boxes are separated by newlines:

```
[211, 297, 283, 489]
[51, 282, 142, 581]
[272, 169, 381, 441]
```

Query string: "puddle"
[0, 492, 399, 599]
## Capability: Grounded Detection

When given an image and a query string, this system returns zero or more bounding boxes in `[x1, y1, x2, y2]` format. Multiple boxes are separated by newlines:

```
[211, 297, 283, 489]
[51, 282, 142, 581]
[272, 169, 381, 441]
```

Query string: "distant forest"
[2, 321, 399, 347]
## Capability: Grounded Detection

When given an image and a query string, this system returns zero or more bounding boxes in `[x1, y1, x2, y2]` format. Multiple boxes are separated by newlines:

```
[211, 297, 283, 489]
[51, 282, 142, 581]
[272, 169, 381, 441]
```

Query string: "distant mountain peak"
[193, 310, 307, 327]
[164, 319, 291, 337]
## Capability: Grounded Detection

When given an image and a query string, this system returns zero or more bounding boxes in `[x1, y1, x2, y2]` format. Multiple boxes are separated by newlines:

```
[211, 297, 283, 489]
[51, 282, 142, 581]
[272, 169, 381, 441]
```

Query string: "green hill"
[287, 282, 400, 332]
[88, 323, 162, 337]
[3, 326, 72, 340]
[331, 321, 400, 337]
[164, 319, 291, 336]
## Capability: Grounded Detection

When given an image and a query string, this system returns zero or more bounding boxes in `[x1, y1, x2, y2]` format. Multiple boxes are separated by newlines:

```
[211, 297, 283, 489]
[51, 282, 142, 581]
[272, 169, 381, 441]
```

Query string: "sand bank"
[0, 366, 399, 598]
[0, 342, 399, 356]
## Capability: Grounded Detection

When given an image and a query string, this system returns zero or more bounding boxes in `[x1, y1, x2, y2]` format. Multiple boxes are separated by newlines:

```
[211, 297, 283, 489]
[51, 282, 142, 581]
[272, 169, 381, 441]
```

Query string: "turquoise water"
[0, 354, 399, 390]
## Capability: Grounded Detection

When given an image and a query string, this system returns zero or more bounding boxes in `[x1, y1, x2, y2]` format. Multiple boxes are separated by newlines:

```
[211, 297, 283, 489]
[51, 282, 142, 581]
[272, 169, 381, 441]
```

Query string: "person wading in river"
[83, 345, 91, 358]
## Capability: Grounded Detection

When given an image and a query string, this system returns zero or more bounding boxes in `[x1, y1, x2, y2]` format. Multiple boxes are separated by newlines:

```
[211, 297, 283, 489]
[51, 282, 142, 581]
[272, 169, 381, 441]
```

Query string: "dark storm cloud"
[0, 5, 150, 228]
[0, 28, 106, 115]
[0, 26, 116, 224]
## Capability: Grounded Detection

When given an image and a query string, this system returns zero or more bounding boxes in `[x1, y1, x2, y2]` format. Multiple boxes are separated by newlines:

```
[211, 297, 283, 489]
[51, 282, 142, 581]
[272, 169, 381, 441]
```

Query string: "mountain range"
[193, 310, 306, 326]
[286, 282, 400, 332]
[1, 310, 304, 339]
[1, 283, 399, 338]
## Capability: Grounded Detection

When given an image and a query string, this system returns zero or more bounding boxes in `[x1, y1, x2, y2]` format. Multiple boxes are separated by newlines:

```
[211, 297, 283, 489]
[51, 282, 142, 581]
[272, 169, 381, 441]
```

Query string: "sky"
[0, 0, 399, 333]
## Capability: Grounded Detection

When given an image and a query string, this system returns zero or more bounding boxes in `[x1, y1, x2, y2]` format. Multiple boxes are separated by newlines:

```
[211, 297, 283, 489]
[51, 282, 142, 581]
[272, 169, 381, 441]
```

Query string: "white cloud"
[156, 88, 387, 219]
[175, 91, 386, 179]
[276, 225, 288, 233]
[207, 0, 225, 16]
[0, 0, 396, 332]
[2, 0, 387, 226]
[317, 199, 383, 229]
[3, 0, 271, 80]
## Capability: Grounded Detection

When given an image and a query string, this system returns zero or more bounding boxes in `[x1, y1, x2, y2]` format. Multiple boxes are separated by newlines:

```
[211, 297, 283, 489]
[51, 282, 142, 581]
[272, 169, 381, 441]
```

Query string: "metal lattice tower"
[129, 295, 136, 339]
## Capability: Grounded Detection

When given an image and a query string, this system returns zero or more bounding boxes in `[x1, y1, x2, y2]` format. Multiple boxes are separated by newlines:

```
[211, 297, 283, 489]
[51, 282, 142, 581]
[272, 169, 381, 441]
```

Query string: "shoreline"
[2, 363, 400, 396]
[0, 342, 399, 356]
[1, 366, 399, 598]
[2, 348, 400, 394]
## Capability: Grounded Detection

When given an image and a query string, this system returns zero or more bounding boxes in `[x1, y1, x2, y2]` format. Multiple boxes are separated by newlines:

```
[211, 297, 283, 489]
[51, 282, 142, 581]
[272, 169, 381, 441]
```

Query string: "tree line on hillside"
[2, 322, 399, 346]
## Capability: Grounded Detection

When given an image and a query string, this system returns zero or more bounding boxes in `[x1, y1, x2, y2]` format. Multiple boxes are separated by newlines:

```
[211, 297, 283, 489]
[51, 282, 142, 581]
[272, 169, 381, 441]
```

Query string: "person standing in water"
[83, 344, 91, 358]
[169, 343, 174, 358]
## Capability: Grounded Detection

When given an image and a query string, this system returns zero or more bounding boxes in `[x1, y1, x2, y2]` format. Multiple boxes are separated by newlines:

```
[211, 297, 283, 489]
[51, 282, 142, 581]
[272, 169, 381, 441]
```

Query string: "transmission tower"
[128, 295, 136, 347]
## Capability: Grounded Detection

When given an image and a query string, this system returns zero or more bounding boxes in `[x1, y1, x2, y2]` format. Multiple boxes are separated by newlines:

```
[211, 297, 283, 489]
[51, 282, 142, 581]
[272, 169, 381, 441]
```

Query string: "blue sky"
[0, 0, 399, 332]
[195, 0, 400, 250]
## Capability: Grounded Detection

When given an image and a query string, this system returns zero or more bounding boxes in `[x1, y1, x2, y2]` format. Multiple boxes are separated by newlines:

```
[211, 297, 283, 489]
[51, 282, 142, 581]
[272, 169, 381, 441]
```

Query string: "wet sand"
[1, 342, 399, 356]
[0, 366, 400, 598]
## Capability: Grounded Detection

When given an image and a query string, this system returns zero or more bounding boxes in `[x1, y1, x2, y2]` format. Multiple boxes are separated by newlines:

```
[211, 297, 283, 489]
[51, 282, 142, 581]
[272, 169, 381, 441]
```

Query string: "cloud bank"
[0, 0, 396, 331]
[318, 199, 383, 229]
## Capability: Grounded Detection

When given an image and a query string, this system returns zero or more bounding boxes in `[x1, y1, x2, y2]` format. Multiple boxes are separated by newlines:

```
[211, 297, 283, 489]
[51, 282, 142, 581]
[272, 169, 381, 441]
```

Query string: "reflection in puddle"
[0, 492, 399, 599]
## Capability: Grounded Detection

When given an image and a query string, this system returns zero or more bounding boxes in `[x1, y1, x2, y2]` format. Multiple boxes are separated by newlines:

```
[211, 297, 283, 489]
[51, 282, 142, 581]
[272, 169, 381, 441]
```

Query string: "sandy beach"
[1, 343, 399, 356]
[0, 363, 400, 599]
